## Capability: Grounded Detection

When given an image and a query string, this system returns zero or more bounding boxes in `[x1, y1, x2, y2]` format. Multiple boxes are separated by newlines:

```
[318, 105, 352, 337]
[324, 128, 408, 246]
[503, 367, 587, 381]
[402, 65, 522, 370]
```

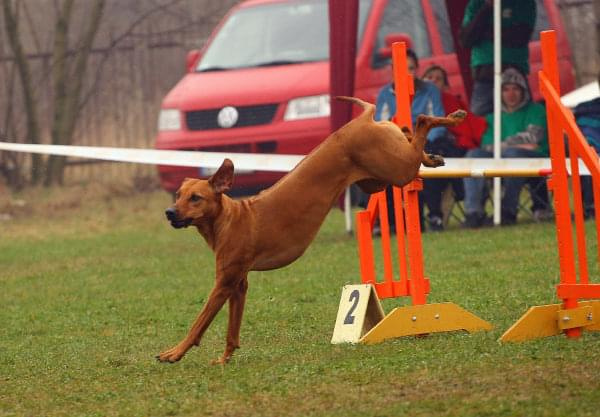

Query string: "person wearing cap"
[463, 67, 552, 228]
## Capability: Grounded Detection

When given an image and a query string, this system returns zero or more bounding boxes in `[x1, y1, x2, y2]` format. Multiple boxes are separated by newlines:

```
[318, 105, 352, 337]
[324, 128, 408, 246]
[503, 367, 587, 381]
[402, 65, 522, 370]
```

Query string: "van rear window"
[373, 0, 431, 67]
[430, 0, 455, 54]
[532, 0, 550, 41]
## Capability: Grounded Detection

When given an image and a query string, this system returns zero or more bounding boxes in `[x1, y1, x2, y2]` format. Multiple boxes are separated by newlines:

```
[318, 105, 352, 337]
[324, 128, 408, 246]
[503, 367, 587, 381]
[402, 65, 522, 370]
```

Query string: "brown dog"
[159, 97, 465, 363]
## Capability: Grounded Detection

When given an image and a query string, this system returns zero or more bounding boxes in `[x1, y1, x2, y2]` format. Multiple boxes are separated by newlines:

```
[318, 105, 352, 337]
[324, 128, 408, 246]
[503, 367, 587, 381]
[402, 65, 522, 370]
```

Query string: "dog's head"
[165, 159, 234, 229]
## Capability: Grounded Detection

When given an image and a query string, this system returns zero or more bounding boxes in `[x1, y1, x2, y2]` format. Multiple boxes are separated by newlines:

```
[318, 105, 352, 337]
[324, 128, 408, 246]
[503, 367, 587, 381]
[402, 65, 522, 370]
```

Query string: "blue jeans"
[582, 176, 594, 214]
[464, 147, 550, 217]
[581, 143, 599, 216]
[470, 80, 494, 116]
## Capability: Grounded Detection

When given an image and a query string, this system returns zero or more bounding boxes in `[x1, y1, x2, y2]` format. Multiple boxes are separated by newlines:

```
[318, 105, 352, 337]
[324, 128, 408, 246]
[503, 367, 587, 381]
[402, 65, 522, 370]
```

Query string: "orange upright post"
[403, 180, 428, 305]
[391, 42, 428, 305]
[356, 182, 432, 301]
[501, 31, 600, 342]
[356, 42, 429, 303]
[355, 42, 492, 344]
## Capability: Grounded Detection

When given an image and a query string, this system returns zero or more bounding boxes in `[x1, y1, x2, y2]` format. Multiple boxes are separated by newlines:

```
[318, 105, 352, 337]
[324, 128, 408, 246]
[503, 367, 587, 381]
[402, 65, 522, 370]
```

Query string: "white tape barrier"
[0, 142, 303, 173]
[0, 141, 591, 175]
[561, 81, 599, 109]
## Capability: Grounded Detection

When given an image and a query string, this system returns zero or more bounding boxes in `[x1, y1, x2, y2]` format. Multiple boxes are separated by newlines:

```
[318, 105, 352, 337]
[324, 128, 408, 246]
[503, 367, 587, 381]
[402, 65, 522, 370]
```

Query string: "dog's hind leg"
[401, 126, 414, 143]
[416, 110, 467, 130]
[398, 125, 448, 167]
[414, 110, 467, 167]
[422, 153, 446, 168]
[211, 277, 248, 365]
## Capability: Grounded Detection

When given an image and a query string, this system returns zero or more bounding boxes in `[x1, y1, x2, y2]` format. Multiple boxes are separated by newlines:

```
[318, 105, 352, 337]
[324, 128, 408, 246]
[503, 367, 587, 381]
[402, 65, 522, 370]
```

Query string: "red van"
[155, 0, 574, 193]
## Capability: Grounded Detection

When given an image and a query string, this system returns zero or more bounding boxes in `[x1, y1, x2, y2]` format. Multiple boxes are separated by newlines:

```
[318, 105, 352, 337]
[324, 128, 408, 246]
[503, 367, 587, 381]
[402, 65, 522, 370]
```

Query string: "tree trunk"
[2, 0, 43, 184]
[45, 0, 74, 186]
[1, 52, 26, 190]
[45, 0, 105, 186]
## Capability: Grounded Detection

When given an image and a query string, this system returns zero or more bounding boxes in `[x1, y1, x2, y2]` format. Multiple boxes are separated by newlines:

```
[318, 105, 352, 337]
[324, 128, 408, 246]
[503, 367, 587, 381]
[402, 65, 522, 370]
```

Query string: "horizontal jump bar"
[418, 168, 553, 178]
[557, 284, 600, 300]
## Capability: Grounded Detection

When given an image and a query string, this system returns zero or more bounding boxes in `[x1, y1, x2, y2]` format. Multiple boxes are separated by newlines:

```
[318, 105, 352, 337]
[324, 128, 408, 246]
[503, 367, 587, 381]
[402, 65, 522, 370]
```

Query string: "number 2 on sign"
[343, 289, 360, 324]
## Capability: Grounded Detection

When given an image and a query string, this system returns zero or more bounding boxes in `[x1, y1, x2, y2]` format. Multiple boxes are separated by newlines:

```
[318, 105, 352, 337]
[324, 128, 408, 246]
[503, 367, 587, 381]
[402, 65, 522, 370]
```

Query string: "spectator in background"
[375, 49, 446, 140]
[460, 0, 536, 116]
[422, 65, 488, 151]
[422, 65, 487, 228]
[573, 74, 600, 219]
[463, 67, 551, 228]
[372, 49, 447, 232]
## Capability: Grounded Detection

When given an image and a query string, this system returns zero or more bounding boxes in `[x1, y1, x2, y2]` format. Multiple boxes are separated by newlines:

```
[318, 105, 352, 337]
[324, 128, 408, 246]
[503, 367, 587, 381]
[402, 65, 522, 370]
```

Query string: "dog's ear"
[208, 159, 234, 194]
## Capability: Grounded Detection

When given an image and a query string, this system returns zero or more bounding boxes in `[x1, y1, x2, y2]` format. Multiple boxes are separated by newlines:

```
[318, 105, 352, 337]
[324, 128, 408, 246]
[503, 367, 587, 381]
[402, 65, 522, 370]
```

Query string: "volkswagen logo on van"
[217, 106, 239, 128]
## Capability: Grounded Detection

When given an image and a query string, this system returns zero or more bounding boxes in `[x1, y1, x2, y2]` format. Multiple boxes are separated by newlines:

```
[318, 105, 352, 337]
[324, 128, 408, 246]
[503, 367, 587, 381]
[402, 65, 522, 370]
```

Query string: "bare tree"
[2, 0, 43, 184]
[1, 0, 236, 189]
[2, 0, 106, 186]
[45, 0, 105, 185]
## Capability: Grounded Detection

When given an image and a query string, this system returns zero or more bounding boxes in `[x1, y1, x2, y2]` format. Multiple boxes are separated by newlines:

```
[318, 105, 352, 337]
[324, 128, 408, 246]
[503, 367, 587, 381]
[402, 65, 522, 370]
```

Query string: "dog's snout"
[165, 207, 178, 221]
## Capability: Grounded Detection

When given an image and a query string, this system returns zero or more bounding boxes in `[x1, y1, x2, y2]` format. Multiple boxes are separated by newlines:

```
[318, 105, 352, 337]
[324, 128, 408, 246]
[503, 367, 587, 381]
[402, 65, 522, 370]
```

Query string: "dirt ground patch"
[0, 175, 163, 222]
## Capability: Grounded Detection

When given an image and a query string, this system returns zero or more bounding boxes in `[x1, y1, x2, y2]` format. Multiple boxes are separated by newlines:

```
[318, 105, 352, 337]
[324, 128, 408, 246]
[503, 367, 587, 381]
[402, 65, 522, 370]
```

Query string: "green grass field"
[1, 186, 599, 417]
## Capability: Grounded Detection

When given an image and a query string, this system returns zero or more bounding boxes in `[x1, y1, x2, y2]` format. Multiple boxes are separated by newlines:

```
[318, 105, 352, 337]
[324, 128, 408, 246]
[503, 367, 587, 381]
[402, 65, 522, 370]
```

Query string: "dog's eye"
[190, 193, 203, 202]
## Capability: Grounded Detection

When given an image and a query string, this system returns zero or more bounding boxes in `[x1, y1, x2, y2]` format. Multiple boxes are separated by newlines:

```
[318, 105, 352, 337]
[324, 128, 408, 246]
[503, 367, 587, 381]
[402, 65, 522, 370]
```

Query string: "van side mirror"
[186, 50, 202, 72]
[377, 33, 413, 59]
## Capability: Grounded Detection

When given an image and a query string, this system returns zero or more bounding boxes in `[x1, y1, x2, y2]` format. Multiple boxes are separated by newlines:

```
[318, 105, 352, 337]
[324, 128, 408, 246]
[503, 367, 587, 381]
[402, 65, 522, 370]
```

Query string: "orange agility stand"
[354, 42, 491, 344]
[500, 31, 600, 342]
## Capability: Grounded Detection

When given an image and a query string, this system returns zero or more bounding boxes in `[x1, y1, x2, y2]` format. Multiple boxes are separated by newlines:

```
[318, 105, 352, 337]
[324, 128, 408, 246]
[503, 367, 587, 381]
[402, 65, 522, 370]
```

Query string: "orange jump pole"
[356, 42, 492, 344]
[501, 31, 600, 342]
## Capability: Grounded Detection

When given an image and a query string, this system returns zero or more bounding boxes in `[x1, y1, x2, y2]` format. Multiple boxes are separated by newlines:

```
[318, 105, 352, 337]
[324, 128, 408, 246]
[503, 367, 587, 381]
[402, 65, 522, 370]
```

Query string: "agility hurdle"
[501, 31, 600, 341]
[338, 33, 600, 345]
[333, 42, 493, 345]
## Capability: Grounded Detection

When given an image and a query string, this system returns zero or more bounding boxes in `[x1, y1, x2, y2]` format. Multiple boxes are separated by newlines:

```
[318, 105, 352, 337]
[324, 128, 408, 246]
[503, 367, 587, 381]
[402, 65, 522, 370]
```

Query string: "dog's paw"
[210, 355, 231, 366]
[427, 154, 445, 168]
[449, 109, 467, 122]
[156, 346, 186, 363]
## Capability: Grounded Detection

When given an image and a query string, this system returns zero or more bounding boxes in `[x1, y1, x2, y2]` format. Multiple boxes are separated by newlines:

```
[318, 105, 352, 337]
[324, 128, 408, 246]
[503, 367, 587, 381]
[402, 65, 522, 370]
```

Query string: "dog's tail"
[335, 96, 375, 120]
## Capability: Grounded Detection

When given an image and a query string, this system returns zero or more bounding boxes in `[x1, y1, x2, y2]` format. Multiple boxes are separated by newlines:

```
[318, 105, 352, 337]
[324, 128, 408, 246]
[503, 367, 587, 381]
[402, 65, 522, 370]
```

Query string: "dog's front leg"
[157, 281, 234, 363]
[211, 277, 248, 365]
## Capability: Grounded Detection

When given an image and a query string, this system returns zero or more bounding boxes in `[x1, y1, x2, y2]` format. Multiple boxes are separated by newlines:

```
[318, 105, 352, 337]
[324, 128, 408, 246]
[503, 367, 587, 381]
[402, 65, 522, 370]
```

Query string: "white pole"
[344, 187, 353, 234]
[493, 0, 502, 225]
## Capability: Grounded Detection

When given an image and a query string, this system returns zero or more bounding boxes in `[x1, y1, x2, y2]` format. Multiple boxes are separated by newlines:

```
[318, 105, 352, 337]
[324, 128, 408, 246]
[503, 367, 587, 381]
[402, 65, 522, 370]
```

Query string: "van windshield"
[197, 0, 372, 71]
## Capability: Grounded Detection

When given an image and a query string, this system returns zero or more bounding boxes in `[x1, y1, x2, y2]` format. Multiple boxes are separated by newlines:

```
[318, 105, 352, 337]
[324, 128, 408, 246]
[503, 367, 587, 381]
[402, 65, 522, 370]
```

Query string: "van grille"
[185, 104, 278, 130]
[182, 141, 277, 154]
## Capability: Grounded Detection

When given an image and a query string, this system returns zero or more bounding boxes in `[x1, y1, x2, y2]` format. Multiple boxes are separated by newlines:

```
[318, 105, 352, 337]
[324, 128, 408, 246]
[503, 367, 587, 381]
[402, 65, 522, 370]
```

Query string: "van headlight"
[284, 95, 330, 121]
[158, 109, 182, 131]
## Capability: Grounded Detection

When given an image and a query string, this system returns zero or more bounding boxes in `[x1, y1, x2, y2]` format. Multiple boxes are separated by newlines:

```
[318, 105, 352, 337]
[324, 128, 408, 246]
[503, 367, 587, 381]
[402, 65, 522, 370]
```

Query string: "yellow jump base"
[359, 302, 492, 344]
[500, 300, 600, 342]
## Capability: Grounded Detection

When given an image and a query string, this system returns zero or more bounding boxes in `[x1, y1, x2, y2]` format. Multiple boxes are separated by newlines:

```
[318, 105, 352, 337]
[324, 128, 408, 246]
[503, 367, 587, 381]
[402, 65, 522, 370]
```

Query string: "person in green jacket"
[460, 0, 536, 116]
[463, 67, 552, 228]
